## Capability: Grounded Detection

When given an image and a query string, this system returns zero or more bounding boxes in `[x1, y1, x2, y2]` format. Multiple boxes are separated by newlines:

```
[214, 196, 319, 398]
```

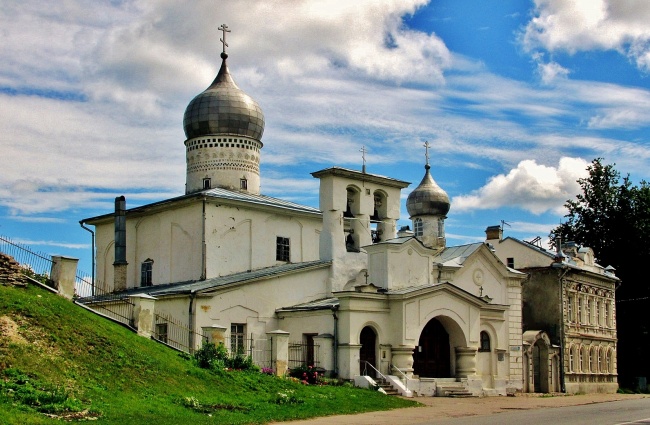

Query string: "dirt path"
[274, 393, 648, 425]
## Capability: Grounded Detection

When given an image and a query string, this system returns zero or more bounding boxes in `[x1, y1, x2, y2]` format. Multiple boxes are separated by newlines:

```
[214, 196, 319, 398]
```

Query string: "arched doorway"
[359, 326, 377, 378]
[414, 318, 451, 378]
[532, 338, 550, 393]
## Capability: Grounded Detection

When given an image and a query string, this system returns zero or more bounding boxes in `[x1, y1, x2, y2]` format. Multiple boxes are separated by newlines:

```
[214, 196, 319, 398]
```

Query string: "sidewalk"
[274, 393, 648, 425]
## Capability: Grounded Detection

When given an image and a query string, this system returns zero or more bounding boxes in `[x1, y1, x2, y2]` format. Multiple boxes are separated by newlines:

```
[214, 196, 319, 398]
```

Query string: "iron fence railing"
[0, 235, 54, 280]
[76, 282, 135, 329]
[249, 336, 273, 369]
[288, 342, 320, 369]
[153, 312, 205, 354]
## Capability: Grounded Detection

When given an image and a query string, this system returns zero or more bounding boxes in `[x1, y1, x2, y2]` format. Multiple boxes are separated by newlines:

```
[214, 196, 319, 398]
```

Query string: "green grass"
[0, 284, 416, 424]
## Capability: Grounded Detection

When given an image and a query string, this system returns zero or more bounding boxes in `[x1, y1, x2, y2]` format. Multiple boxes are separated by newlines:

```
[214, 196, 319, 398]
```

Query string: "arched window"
[598, 347, 603, 373]
[590, 346, 597, 373]
[568, 345, 575, 372]
[579, 346, 584, 372]
[140, 259, 153, 287]
[479, 331, 490, 352]
[414, 218, 423, 237]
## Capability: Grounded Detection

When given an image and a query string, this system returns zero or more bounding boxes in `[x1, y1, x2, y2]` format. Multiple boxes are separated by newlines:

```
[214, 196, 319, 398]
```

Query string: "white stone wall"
[204, 203, 321, 278]
[94, 202, 204, 290]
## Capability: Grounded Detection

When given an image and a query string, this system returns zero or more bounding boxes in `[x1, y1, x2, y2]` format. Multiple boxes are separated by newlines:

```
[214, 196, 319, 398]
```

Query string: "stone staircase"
[436, 380, 476, 397]
[375, 378, 400, 396]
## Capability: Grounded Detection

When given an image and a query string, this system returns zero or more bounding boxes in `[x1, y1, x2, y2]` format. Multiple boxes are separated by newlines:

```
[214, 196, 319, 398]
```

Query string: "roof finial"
[219, 24, 231, 59]
[360, 145, 367, 173]
[423, 140, 431, 169]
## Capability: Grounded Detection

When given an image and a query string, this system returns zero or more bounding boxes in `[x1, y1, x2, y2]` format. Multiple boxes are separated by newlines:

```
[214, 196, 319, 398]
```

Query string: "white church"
[82, 28, 528, 396]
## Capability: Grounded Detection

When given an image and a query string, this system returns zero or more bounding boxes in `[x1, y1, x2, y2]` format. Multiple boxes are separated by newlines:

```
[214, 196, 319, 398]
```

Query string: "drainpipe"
[201, 198, 207, 280]
[79, 220, 95, 295]
[189, 291, 197, 353]
[332, 305, 339, 377]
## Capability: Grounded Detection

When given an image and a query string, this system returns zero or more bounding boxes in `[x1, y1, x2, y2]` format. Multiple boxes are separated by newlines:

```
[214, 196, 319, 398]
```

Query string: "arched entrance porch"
[413, 316, 468, 378]
[414, 318, 450, 377]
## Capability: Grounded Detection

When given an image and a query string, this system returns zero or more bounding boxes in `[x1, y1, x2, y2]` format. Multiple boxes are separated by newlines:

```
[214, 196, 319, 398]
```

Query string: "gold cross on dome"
[219, 24, 231, 54]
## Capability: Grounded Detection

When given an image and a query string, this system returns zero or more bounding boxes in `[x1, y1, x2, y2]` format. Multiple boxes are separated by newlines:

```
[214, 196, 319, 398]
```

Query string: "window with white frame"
[567, 294, 574, 322]
[230, 323, 246, 355]
[578, 296, 583, 324]
[414, 218, 423, 237]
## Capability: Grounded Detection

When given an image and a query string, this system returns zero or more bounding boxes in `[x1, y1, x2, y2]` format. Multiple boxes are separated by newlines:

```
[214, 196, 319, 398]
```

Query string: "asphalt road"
[422, 398, 650, 425]
[278, 394, 649, 425]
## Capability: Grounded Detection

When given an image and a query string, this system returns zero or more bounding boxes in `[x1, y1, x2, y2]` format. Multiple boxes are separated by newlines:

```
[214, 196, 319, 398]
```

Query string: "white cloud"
[522, 0, 650, 72]
[12, 239, 89, 250]
[452, 157, 589, 214]
[534, 56, 570, 85]
[0, 0, 649, 223]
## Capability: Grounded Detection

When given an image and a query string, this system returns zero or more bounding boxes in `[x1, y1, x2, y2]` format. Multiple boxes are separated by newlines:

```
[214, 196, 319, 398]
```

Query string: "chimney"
[485, 225, 502, 242]
[113, 196, 128, 291]
[554, 236, 567, 263]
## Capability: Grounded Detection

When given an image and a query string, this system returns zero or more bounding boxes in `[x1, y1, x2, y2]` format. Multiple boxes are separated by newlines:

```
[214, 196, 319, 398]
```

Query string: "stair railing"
[389, 363, 409, 391]
[361, 360, 388, 382]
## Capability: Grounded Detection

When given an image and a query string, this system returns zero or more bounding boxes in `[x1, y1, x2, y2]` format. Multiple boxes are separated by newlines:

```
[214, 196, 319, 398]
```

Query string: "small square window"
[155, 323, 168, 343]
[276, 237, 290, 262]
[507, 257, 514, 268]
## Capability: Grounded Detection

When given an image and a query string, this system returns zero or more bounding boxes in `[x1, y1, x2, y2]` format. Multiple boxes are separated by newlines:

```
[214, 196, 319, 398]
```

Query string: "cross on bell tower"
[360, 145, 367, 173]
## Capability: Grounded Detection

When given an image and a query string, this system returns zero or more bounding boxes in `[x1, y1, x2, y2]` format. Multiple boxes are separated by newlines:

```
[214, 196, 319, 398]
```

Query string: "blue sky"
[1, 0, 649, 274]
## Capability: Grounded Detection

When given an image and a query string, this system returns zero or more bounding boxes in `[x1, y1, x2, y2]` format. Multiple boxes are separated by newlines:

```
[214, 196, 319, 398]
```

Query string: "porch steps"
[375, 378, 400, 396]
[436, 381, 476, 398]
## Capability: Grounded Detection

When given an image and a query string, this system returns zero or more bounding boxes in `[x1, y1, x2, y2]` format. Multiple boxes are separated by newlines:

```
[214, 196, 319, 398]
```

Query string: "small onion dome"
[406, 165, 450, 217]
[183, 53, 265, 140]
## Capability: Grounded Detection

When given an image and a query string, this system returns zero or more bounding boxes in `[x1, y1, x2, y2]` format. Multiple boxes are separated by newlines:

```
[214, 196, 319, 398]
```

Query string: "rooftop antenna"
[360, 145, 367, 173]
[500, 220, 511, 233]
[218, 23, 231, 58]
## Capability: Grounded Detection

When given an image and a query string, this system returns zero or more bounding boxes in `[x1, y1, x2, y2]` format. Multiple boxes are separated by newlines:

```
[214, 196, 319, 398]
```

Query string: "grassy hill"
[0, 282, 416, 424]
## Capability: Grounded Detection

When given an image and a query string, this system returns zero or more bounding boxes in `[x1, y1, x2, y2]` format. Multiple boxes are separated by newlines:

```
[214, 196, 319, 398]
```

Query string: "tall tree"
[552, 158, 650, 388]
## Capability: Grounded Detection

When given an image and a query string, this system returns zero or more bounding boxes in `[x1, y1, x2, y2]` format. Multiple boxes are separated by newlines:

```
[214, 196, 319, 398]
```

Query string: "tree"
[551, 158, 650, 388]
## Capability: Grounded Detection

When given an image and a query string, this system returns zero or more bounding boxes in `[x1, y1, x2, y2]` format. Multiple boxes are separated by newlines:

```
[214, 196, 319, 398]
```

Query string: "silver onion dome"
[406, 164, 450, 217]
[183, 52, 265, 140]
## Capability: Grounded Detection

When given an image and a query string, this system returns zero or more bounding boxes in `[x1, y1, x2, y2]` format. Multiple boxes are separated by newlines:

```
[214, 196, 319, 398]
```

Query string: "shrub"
[193, 341, 259, 372]
[193, 341, 228, 370]
[288, 365, 321, 385]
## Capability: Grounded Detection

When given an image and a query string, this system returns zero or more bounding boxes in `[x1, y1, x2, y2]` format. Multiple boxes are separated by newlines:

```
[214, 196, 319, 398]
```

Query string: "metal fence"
[249, 337, 272, 369]
[75, 281, 135, 329]
[0, 235, 54, 279]
[288, 342, 320, 369]
[153, 312, 205, 354]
